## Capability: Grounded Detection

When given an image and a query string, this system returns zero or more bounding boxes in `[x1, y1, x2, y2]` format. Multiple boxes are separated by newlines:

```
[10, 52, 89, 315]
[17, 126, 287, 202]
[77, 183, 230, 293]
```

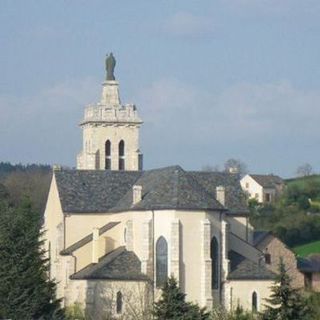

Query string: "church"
[44, 55, 280, 319]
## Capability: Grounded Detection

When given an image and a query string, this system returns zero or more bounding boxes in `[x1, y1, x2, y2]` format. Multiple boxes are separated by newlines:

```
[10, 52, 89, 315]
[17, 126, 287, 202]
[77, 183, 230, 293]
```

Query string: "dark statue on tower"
[105, 53, 116, 81]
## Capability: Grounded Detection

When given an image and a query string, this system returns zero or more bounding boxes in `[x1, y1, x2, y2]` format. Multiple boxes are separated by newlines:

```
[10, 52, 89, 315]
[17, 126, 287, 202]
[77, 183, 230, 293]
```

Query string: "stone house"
[253, 231, 304, 289]
[298, 254, 320, 292]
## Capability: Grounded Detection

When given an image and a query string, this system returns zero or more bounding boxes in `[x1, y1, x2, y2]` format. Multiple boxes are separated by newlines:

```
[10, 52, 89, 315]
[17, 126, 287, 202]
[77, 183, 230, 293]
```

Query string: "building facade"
[44, 58, 281, 319]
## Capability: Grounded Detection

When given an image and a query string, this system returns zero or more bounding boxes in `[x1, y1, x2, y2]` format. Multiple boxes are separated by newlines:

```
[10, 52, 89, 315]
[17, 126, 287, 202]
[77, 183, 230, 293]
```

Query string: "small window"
[265, 193, 271, 202]
[116, 291, 123, 314]
[245, 182, 249, 188]
[305, 273, 312, 290]
[252, 291, 258, 312]
[255, 193, 259, 199]
[265, 253, 271, 264]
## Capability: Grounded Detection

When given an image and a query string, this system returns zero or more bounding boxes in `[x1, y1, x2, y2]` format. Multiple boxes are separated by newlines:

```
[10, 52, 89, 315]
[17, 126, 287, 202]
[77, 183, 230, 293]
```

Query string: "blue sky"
[1, 0, 320, 177]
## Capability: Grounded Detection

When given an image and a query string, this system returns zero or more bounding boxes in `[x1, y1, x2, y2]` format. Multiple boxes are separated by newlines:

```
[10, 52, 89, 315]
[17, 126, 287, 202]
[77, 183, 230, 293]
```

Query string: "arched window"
[211, 237, 219, 289]
[119, 140, 125, 170]
[105, 140, 111, 170]
[252, 291, 258, 312]
[116, 291, 123, 314]
[156, 236, 168, 288]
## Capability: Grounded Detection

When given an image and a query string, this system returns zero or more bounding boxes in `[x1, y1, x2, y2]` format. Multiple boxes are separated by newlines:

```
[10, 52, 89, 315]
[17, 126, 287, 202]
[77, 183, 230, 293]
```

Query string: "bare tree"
[296, 163, 313, 177]
[224, 158, 248, 176]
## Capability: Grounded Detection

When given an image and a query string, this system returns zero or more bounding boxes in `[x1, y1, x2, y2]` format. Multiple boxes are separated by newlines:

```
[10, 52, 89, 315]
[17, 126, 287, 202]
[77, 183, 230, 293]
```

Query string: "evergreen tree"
[261, 258, 311, 320]
[153, 276, 209, 320]
[0, 197, 63, 319]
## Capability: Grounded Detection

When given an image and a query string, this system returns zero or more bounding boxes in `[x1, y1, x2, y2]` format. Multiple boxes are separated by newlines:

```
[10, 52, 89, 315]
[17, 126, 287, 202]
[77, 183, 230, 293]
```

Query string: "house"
[44, 57, 280, 318]
[240, 174, 285, 204]
[298, 254, 320, 292]
[253, 231, 304, 289]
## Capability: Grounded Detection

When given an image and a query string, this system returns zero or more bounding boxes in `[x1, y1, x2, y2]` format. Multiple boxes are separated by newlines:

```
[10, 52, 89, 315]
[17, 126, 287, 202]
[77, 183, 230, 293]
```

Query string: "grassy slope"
[285, 175, 320, 186]
[293, 240, 320, 257]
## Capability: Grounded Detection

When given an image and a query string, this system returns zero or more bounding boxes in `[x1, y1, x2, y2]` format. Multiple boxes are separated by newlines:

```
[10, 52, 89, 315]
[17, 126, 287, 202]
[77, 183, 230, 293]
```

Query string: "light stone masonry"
[200, 219, 213, 308]
[170, 218, 180, 282]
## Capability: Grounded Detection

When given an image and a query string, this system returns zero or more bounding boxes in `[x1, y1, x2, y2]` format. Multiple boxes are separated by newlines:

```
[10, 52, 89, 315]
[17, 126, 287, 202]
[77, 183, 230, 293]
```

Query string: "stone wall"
[256, 235, 304, 289]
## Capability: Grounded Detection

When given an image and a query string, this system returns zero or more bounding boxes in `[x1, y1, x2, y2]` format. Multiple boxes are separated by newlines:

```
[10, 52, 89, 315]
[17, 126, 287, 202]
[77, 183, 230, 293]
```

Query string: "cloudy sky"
[1, 1, 320, 177]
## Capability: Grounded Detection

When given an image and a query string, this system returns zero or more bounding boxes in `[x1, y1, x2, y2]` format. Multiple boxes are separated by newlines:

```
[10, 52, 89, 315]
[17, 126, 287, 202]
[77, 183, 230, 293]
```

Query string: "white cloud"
[164, 12, 215, 38]
[0, 77, 99, 165]
[135, 78, 320, 171]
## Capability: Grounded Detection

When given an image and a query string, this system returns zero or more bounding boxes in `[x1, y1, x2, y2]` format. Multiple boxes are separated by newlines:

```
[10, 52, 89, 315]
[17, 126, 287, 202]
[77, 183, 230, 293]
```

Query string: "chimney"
[133, 185, 142, 205]
[216, 186, 225, 206]
[228, 167, 239, 174]
[92, 227, 99, 264]
[53, 164, 61, 171]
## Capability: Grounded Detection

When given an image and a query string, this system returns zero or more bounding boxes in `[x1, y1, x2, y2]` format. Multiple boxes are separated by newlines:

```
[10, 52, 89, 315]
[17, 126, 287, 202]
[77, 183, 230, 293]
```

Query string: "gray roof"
[228, 250, 276, 280]
[253, 231, 270, 246]
[60, 221, 120, 255]
[190, 171, 248, 213]
[70, 246, 149, 281]
[55, 165, 248, 214]
[250, 174, 283, 188]
[298, 255, 320, 273]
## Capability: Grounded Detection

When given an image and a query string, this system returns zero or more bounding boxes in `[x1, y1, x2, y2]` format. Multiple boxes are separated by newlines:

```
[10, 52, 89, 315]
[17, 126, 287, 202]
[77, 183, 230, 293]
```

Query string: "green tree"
[0, 197, 63, 319]
[261, 259, 311, 320]
[153, 276, 209, 320]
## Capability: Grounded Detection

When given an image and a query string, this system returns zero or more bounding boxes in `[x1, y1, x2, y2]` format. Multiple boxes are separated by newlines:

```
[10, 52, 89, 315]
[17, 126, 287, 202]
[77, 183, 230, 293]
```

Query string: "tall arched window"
[252, 291, 258, 312]
[119, 140, 125, 170]
[156, 236, 168, 288]
[116, 291, 123, 314]
[105, 140, 111, 170]
[211, 237, 219, 289]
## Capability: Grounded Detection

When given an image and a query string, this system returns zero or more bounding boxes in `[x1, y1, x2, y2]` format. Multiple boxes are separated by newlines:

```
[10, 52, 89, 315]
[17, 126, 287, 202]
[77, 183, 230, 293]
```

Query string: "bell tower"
[77, 54, 143, 171]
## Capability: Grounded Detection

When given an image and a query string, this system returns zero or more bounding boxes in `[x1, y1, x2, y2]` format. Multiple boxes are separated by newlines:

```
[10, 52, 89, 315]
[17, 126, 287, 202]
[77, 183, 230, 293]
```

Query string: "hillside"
[0, 162, 52, 214]
[293, 240, 320, 257]
[250, 175, 320, 248]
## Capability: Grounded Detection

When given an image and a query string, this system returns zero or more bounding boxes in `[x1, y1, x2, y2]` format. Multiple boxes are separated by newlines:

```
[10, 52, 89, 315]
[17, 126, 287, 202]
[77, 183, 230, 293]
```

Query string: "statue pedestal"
[101, 80, 120, 106]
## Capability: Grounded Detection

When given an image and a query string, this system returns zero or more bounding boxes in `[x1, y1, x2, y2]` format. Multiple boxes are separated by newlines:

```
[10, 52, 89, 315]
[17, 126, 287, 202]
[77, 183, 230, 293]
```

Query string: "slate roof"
[55, 170, 141, 213]
[250, 174, 283, 188]
[228, 250, 276, 280]
[298, 255, 320, 273]
[55, 165, 248, 214]
[253, 231, 271, 246]
[190, 171, 248, 214]
[60, 221, 120, 255]
[70, 246, 149, 281]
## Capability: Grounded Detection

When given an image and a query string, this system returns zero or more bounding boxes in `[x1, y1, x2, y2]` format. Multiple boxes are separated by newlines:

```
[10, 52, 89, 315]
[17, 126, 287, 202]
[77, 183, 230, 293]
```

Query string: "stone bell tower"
[77, 54, 143, 171]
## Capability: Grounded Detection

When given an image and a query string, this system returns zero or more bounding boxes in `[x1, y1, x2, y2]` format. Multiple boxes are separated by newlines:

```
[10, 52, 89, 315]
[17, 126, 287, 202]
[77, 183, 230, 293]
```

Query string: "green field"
[293, 240, 320, 257]
[285, 175, 320, 187]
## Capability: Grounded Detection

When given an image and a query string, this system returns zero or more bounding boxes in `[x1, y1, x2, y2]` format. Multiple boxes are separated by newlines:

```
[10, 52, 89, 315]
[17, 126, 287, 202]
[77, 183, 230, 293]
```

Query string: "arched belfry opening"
[105, 140, 111, 170]
[156, 236, 168, 288]
[211, 236, 219, 289]
[119, 140, 125, 170]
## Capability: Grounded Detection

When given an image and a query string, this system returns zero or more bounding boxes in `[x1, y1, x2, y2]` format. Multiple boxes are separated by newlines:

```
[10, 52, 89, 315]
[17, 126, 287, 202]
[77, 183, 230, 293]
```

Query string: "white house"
[240, 174, 284, 204]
